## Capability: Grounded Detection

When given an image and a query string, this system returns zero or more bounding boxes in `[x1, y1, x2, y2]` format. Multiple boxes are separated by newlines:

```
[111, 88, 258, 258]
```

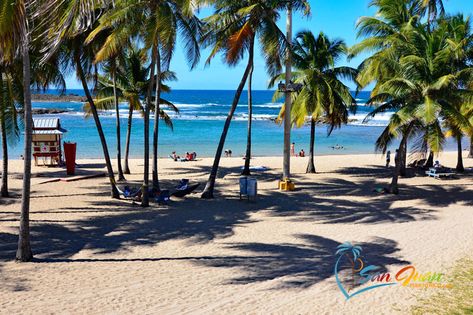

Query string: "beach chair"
[156, 190, 171, 205]
[172, 183, 200, 198]
[425, 167, 455, 179]
[176, 179, 189, 190]
[117, 185, 141, 199]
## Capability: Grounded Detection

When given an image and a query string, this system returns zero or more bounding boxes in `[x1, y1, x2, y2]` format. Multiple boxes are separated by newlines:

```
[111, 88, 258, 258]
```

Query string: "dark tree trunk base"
[201, 188, 213, 199]
[16, 248, 33, 262]
[241, 169, 251, 176]
[112, 186, 120, 199]
[306, 162, 316, 174]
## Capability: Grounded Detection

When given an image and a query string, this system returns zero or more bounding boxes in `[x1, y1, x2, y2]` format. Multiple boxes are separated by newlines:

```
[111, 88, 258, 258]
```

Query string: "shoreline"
[32, 93, 87, 102]
[4, 150, 470, 161]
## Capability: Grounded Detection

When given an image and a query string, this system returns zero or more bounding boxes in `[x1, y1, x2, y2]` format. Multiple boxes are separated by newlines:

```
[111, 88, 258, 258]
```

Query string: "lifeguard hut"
[32, 118, 67, 166]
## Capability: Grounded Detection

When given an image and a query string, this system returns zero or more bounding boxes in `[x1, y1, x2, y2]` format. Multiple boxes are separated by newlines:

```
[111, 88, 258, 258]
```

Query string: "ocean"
[1, 89, 466, 159]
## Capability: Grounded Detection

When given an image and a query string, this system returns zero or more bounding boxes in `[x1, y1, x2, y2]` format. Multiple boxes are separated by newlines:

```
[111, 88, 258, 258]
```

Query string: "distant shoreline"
[32, 93, 86, 102]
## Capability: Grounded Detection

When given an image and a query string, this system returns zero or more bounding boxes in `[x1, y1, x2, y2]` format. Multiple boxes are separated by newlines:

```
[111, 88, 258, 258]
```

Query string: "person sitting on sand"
[299, 149, 305, 157]
[434, 160, 442, 168]
[171, 151, 179, 161]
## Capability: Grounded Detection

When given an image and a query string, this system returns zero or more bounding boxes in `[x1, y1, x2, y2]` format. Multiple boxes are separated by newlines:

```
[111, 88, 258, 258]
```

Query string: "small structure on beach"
[32, 118, 67, 166]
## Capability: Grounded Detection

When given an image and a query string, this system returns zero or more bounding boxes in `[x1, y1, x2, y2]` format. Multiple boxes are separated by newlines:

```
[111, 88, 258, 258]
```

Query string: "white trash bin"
[239, 176, 248, 199]
[246, 177, 257, 200]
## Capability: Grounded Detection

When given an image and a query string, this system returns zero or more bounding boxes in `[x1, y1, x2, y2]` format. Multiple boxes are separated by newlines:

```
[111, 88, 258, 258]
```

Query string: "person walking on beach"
[386, 150, 391, 167]
[291, 142, 295, 156]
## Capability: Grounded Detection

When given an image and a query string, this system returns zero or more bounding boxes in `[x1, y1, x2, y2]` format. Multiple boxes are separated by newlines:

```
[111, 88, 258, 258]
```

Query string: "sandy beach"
[1, 152, 472, 314]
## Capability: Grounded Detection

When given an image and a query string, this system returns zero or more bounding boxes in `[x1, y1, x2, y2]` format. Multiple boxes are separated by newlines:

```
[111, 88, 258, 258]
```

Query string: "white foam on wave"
[255, 103, 282, 108]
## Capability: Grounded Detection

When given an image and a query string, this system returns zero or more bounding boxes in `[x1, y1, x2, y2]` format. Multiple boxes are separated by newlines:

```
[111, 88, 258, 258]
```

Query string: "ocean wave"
[255, 103, 282, 108]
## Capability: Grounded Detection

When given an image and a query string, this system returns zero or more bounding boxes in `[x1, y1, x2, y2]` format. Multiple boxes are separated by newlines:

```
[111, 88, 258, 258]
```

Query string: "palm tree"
[39, 0, 120, 198]
[0, 0, 35, 261]
[273, 31, 357, 173]
[84, 48, 178, 174]
[438, 14, 473, 172]
[357, 14, 473, 193]
[111, 59, 126, 181]
[200, 0, 310, 198]
[0, 66, 22, 198]
[421, 0, 445, 25]
[89, 0, 201, 205]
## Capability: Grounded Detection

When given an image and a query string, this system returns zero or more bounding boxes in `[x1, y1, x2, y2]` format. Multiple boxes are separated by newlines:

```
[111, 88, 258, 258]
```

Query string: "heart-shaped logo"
[334, 242, 396, 300]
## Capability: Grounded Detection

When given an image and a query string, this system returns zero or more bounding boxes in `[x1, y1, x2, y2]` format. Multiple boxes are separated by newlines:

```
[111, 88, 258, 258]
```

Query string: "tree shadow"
[9, 162, 107, 180]
[195, 234, 409, 290]
[0, 193, 263, 262]
[252, 170, 473, 224]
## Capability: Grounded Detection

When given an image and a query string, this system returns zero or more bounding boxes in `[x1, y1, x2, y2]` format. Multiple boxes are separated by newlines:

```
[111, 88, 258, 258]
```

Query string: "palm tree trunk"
[456, 134, 464, 172]
[201, 39, 254, 199]
[1, 116, 9, 197]
[389, 128, 409, 194]
[282, 4, 293, 180]
[426, 150, 434, 167]
[152, 46, 161, 191]
[241, 37, 255, 176]
[75, 54, 119, 199]
[16, 41, 33, 262]
[142, 43, 157, 207]
[113, 67, 125, 181]
[400, 136, 407, 177]
[124, 105, 133, 174]
[306, 117, 316, 173]
[468, 135, 473, 159]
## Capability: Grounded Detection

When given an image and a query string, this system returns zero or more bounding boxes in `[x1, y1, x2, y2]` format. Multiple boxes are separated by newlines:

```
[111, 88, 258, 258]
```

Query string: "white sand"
[0, 152, 472, 314]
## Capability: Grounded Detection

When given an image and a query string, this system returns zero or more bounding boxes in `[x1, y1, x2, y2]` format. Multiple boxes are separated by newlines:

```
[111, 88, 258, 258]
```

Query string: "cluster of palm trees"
[1, 0, 473, 262]
[275, 0, 473, 195]
[0, 0, 311, 261]
[352, 0, 473, 193]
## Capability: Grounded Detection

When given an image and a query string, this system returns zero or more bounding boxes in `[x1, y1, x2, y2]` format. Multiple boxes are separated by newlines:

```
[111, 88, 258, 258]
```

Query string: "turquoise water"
[1, 90, 467, 159]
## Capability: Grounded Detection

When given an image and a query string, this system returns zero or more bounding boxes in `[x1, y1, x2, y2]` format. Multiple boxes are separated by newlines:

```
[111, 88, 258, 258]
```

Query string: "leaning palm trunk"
[456, 134, 464, 172]
[75, 54, 119, 199]
[142, 44, 157, 207]
[306, 117, 316, 173]
[242, 39, 255, 176]
[113, 68, 125, 181]
[400, 136, 407, 177]
[124, 105, 133, 174]
[389, 128, 409, 194]
[1, 117, 8, 197]
[16, 38, 33, 262]
[201, 41, 254, 199]
[152, 47, 161, 191]
[425, 150, 434, 167]
[468, 135, 473, 159]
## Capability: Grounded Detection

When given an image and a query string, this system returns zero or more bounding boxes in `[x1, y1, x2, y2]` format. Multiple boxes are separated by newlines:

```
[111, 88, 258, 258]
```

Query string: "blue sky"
[66, 0, 473, 91]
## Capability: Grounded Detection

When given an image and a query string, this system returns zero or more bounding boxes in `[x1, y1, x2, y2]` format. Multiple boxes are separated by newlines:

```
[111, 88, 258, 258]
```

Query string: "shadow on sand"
[0, 163, 471, 291]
